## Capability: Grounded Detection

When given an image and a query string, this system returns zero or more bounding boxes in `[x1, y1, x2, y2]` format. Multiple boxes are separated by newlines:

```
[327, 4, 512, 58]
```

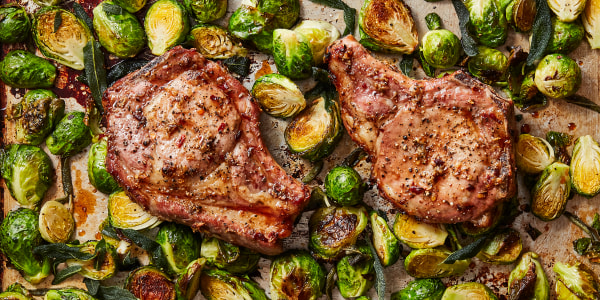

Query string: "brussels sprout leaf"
[565, 95, 600, 114]
[450, 0, 478, 56]
[367, 238, 386, 300]
[60, 156, 73, 199]
[526, 0, 551, 66]
[307, 0, 356, 35]
[546, 131, 572, 164]
[324, 266, 337, 300]
[83, 41, 108, 114]
[52, 265, 82, 284]
[443, 233, 491, 264]
[84, 277, 100, 295]
[574, 238, 592, 255]
[102, 3, 124, 16]
[223, 56, 250, 77]
[425, 13, 442, 30]
[418, 50, 435, 77]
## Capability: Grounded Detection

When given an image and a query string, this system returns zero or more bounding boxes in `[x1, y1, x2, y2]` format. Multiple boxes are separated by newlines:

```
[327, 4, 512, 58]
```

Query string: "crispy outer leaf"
[526, 0, 552, 65]
[307, 0, 356, 35]
[450, 0, 479, 56]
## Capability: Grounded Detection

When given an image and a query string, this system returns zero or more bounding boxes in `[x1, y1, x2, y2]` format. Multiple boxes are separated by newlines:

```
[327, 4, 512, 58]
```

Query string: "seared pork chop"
[103, 46, 310, 255]
[326, 36, 516, 223]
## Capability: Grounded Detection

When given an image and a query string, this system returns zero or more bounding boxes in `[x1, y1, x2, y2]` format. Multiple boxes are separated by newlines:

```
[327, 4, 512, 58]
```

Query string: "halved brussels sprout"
[88, 139, 121, 195]
[570, 135, 600, 197]
[12, 89, 64, 146]
[33, 7, 92, 70]
[188, 25, 247, 59]
[583, 0, 600, 49]
[477, 229, 522, 264]
[393, 213, 448, 249]
[144, 0, 189, 56]
[404, 248, 468, 278]
[39, 200, 74, 243]
[251, 73, 306, 118]
[32, 0, 61, 6]
[112, 0, 146, 13]
[549, 0, 587, 22]
[93, 1, 146, 58]
[126, 266, 176, 300]
[508, 252, 549, 300]
[0, 50, 56, 89]
[0, 4, 30, 44]
[176, 258, 206, 300]
[200, 268, 269, 300]
[285, 96, 343, 162]
[531, 162, 571, 221]
[201, 237, 260, 274]
[465, 0, 508, 47]
[467, 46, 508, 84]
[109, 191, 162, 230]
[459, 204, 503, 236]
[336, 241, 375, 298]
[534, 53, 581, 99]
[184, 0, 227, 23]
[421, 29, 461, 69]
[0, 292, 31, 300]
[66, 240, 118, 280]
[3, 283, 32, 299]
[391, 278, 446, 300]
[515, 134, 555, 174]
[370, 210, 401, 267]
[441, 283, 498, 299]
[513, 69, 548, 112]
[293, 20, 340, 65]
[547, 18, 584, 54]
[258, 0, 299, 29]
[156, 222, 202, 275]
[309, 206, 368, 261]
[270, 250, 326, 300]
[46, 111, 92, 157]
[509, 0, 536, 32]
[553, 261, 599, 300]
[358, 0, 419, 53]
[272, 29, 313, 80]
[44, 289, 96, 300]
[556, 279, 582, 300]
[325, 166, 365, 206]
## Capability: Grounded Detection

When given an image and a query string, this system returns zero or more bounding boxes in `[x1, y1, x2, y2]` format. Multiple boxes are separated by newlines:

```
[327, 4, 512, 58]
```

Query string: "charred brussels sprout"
[285, 96, 343, 162]
[370, 210, 401, 267]
[554, 261, 600, 300]
[515, 134, 555, 174]
[156, 222, 202, 275]
[109, 191, 162, 229]
[184, 0, 227, 23]
[336, 241, 375, 298]
[44, 289, 97, 300]
[441, 283, 498, 299]
[467, 46, 508, 84]
[270, 250, 326, 300]
[393, 213, 448, 249]
[324, 166, 365, 206]
[88, 139, 121, 194]
[570, 135, 600, 197]
[464, 0, 508, 47]
[33, 7, 92, 70]
[421, 29, 461, 69]
[251, 73, 306, 118]
[549, 0, 587, 22]
[478, 229, 522, 264]
[39, 200, 75, 243]
[508, 252, 549, 300]
[513, 69, 548, 112]
[46, 111, 92, 157]
[176, 258, 206, 300]
[405, 248, 468, 278]
[0, 50, 56, 89]
[258, 0, 299, 29]
[200, 268, 269, 300]
[1, 283, 32, 300]
[93, 1, 146, 58]
[12, 89, 64, 145]
[144, 0, 189, 56]
[293, 20, 340, 64]
[359, 0, 419, 53]
[66, 240, 118, 280]
[583, 0, 600, 49]
[309, 206, 368, 261]
[531, 162, 571, 221]
[391, 278, 446, 300]
[188, 25, 247, 59]
[126, 266, 176, 300]
[506, 0, 536, 32]
[534, 54, 581, 98]
[547, 18, 584, 54]
[272, 29, 313, 79]
[1, 144, 53, 208]
[112, 0, 146, 13]
[228, 5, 275, 53]
[0, 5, 30, 44]
[201, 237, 260, 274]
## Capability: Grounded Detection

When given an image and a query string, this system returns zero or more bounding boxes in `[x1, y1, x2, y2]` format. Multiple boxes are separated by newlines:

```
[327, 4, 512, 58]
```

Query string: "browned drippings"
[255, 60, 272, 79]
[568, 122, 577, 131]
[73, 169, 97, 225]
[520, 123, 531, 134]
[95, 232, 102, 240]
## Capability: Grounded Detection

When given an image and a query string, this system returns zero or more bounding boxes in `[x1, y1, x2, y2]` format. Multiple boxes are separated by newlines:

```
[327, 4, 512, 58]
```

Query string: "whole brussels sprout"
[548, 0, 587, 22]
[441, 282, 498, 299]
[421, 29, 461, 69]
[44, 289, 97, 300]
[508, 252, 549, 300]
[273, 29, 314, 79]
[391, 278, 446, 300]
[358, 0, 419, 54]
[324, 166, 365, 206]
[93, 1, 146, 58]
[112, 0, 146, 12]
[88, 139, 121, 194]
[201, 237, 260, 274]
[126, 266, 176, 300]
[370, 210, 401, 267]
[336, 241, 375, 298]
[251, 73, 306, 118]
[293, 20, 340, 65]
[309, 206, 368, 261]
[46, 111, 93, 157]
[200, 268, 269, 300]
[534, 53, 581, 98]
[0, 208, 51, 284]
[1, 144, 53, 208]
[553, 261, 600, 300]
[184, 0, 227, 23]
[531, 162, 571, 221]
[228, 5, 275, 53]
[0, 50, 56, 89]
[570, 135, 600, 197]
[144, 0, 190, 56]
[156, 222, 202, 274]
[464, 0, 508, 47]
[187, 25, 247, 59]
[547, 18, 584, 54]
[12, 89, 65, 146]
[515, 134, 555, 174]
[270, 250, 326, 300]
[0, 4, 31, 44]
[258, 0, 300, 29]
[467, 46, 508, 84]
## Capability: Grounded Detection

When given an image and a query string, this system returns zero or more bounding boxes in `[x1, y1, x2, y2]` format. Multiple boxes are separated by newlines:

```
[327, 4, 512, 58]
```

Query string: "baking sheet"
[1, 0, 600, 298]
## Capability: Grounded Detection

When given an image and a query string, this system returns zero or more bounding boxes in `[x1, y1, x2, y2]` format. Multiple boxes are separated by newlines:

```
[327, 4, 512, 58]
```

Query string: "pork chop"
[326, 36, 516, 223]
[103, 46, 310, 255]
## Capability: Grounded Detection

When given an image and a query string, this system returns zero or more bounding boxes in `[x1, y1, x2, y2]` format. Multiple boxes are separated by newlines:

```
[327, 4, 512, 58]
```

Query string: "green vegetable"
[507, 0, 536, 32]
[46, 111, 92, 157]
[425, 13, 442, 30]
[467, 46, 508, 84]
[184, 0, 227, 23]
[88, 138, 121, 195]
[531, 162, 571, 221]
[309, 206, 368, 261]
[32, 0, 61, 6]
[534, 53, 581, 98]
[546, 131, 573, 165]
[270, 250, 326, 300]
[526, 0, 552, 65]
[200, 268, 269, 300]
[223, 56, 251, 76]
[112, 0, 146, 13]
[259, 0, 300, 28]
[336, 241, 375, 298]
[421, 29, 461, 69]
[156, 222, 202, 275]
[513, 70, 548, 112]
[0, 50, 56, 89]
[370, 210, 401, 267]
[582, 0, 600, 49]
[515, 134, 555, 174]
[293, 20, 340, 64]
[1, 283, 32, 300]
[508, 252, 549, 300]
[65, 240, 118, 280]
[109, 191, 162, 230]
[11, 89, 64, 146]
[404, 248, 468, 278]
[251, 73, 306, 118]
[324, 166, 365, 206]
[306, 0, 355, 36]
[201, 237, 260, 274]
[126, 266, 176, 300]
[547, 18, 584, 54]
[93, 1, 146, 58]
[570, 135, 600, 197]
[39, 200, 75, 244]
[228, 5, 274, 53]
[358, 0, 419, 53]
[144, 0, 189, 56]
[0, 4, 31, 44]
[272, 29, 314, 79]
[464, 0, 508, 47]
[393, 213, 448, 249]
[554, 261, 599, 300]
[441, 282, 498, 299]
[548, 0, 587, 22]
[0, 144, 53, 208]
[176, 258, 206, 300]
[477, 229, 523, 264]
[450, 0, 479, 56]
[187, 25, 247, 59]
[391, 278, 446, 300]
[44, 289, 97, 300]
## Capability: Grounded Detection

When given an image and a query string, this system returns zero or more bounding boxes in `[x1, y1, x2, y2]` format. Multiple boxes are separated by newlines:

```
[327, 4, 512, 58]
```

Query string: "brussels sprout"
[464, 0, 508, 47]
[549, 0, 587, 22]
[46, 111, 92, 157]
[228, 5, 273, 40]
[98, 218, 132, 255]
[144, 0, 189, 56]
[3, 283, 32, 299]
[184, 0, 227, 23]
[272, 29, 313, 79]
[425, 13, 442, 30]
[126, 266, 176, 300]
[358, 0, 419, 53]
[0, 50, 56, 89]
[156, 222, 202, 275]
[547, 131, 573, 165]
[477, 229, 522, 264]
[534, 53, 581, 98]
[93, 1, 146, 58]
[507, 0, 536, 32]
[391, 278, 446, 300]
[39, 200, 75, 243]
[65, 240, 118, 280]
[459, 204, 503, 236]
[293, 20, 340, 64]
[88, 139, 121, 194]
[258, 0, 299, 28]
[508, 252, 549, 300]
[285, 96, 343, 162]
[393, 213, 448, 249]
[515, 134, 555, 174]
[0, 292, 31, 300]
[0, 208, 51, 284]
[553, 261, 599, 300]
[270, 250, 326, 300]
[513, 70, 548, 112]
[188, 25, 247, 59]
[0, 5, 30, 44]
[556, 279, 583, 300]
[176, 258, 206, 300]
[336, 241, 375, 298]
[324, 166, 365, 206]
[11, 89, 64, 146]
[109, 190, 162, 229]
[467, 46, 508, 84]
[112, 0, 146, 13]
[201, 237, 260, 274]
[546, 18, 584, 54]
[370, 210, 401, 267]
[200, 268, 269, 300]
[44, 289, 97, 300]
[531, 162, 571, 221]
[309, 206, 369, 261]
[570, 135, 600, 197]
[0, 144, 53, 208]
[32, 0, 61, 6]
[251, 73, 306, 118]
[441, 283, 498, 300]
[33, 7, 92, 70]
[404, 248, 469, 278]
[421, 29, 461, 69]
[582, 0, 600, 49]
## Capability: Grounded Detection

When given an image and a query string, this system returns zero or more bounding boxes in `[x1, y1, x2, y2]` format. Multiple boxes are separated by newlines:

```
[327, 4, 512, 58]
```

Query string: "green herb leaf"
[565, 95, 600, 114]
[97, 286, 138, 300]
[324, 266, 337, 300]
[83, 41, 108, 114]
[564, 211, 600, 242]
[120, 228, 170, 271]
[302, 160, 323, 183]
[72, 2, 93, 33]
[84, 278, 100, 296]
[307, 0, 356, 35]
[593, 213, 600, 232]
[102, 3, 124, 15]
[223, 56, 250, 77]
[53, 11, 62, 33]
[399, 54, 414, 77]
[107, 59, 149, 86]
[366, 238, 386, 300]
[94, 239, 108, 271]
[52, 265, 82, 284]
[574, 238, 592, 255]
[443, 233, 490, 264]
[526, 0, 552, 66]
[101, 222, 120, 240]
[450, 0, 479, 56]
[33, 243, 96, 264]
[60, 156, 73, 197]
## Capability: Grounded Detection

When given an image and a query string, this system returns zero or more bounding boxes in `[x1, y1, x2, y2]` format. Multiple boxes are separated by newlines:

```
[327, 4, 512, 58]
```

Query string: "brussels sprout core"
[252, 73, 306, 118]
[534, 54, 581, 98]
[515, 134, 555, 174]
[359, 0, 419, 53]
[421, 29, 461, 69]
[144, 0, 190, 56]
[548, 0, 587, 22]
[570, 135, 600, 197]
